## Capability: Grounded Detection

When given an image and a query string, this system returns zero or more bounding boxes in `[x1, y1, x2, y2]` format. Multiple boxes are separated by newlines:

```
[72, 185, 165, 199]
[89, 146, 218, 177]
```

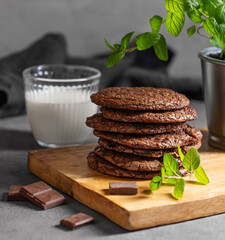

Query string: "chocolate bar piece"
[7, 185, 27, 201]
[20, 181, 65, 210]
[60, 213, 94, 230]
[109, 182, 138, 195]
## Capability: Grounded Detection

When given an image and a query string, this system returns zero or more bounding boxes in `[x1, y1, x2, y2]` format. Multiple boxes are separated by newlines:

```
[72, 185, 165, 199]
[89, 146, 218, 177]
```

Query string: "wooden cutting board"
[28, 130, 225, 230]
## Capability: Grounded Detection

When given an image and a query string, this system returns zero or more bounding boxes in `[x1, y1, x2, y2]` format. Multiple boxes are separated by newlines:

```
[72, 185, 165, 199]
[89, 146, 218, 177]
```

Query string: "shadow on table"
[56, 195, 128, 235]
[0, 129, 40, 150]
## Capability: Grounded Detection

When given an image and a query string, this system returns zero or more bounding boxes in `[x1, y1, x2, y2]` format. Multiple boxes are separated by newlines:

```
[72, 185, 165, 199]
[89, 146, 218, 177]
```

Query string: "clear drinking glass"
[23, 64, 101, 148]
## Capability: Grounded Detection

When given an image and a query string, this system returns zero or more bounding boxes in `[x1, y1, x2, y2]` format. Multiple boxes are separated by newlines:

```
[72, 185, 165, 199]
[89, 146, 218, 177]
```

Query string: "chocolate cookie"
[98, 138, 202, 158]
[86, 113, 188, 134]
[100, 106, 197, 123]
[91, 87, 189, 111]
[87, 152, 189, 180]
[93, 126, 202, 149]
[94, 145, 164, 171]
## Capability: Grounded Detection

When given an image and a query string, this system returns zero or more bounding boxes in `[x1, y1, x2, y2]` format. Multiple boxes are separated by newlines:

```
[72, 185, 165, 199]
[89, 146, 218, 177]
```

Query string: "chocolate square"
[35, 190, 66, 210]
[20, 181, 65, 210]
[109, 182, 138, 195]
[60, 213, 94, 230]
[7, 185, 27, 201]
[21, 181, 52, 196]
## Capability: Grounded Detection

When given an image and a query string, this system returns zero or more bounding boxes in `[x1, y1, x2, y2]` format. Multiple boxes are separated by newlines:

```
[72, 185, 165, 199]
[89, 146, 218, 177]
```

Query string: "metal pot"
[199, 47, 225, 150]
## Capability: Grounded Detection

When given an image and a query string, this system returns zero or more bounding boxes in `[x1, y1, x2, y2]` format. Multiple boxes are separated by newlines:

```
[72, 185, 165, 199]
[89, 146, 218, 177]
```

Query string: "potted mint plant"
[105, 0, 225, 150]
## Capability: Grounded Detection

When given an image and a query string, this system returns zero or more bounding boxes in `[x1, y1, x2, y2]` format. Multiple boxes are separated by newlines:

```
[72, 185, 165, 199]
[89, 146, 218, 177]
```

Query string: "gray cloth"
[0, 33, 67, 118]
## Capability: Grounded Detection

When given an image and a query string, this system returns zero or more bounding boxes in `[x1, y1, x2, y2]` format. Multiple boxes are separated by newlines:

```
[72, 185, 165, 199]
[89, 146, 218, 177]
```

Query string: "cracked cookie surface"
[91, 87, 190, 111]
[88, 152, 189, 180]
[100, 106, 197, 123]
[86, 113, 188, 134]
[98, 138, 202, 158]
[93, 126, 202, 150]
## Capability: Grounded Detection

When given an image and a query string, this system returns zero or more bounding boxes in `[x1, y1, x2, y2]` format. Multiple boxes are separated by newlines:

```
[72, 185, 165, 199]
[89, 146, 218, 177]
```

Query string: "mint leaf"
[105, 39, 116, 51]
[215, 24, 225, 47]
[203, 17, 217, 35]
[187, 8, 203, 23]
[163, 153, 179, 176]
[202, 0, 223, 17]
[165, 11, 185, 37]
[161, 166, 166, 180]
[195, 166, 210, 184]
[182, 147, 200, 172]
[154, 34, 168, 61]
[113, 44, 121, 50]
[107, 51, 125, 68]
[121, 32, 135, 50]
[210, 36, 223, 48]
[173, 178, 185, 199]
[187, 25, 196, 37]
[164, 178, 177, 185]
[189, 0, 199, 8]
[136, 32, 161, 50]
[178, 145, 184, 161]
[165, 0, 192, 13]
[150, 176, 162, 191]
[215, 4, 225, 24]
[150, 15, 163, 33]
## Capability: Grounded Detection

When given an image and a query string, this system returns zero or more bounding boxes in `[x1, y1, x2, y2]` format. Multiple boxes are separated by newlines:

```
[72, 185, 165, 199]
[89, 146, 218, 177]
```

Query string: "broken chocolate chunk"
[20, 181, 65, 210]
[109, 182, 138, 195]
[60, 213, 94, 230]
[7, 185, 27, 201]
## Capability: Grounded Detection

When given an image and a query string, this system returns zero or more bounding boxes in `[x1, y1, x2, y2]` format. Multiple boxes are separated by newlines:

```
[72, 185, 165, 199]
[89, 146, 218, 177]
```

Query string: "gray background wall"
[0, 0, 210, 78]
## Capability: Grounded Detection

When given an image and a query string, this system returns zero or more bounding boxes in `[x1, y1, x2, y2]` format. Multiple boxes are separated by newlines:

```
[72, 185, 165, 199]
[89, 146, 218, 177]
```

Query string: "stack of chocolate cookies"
[86, 87, 202, 179]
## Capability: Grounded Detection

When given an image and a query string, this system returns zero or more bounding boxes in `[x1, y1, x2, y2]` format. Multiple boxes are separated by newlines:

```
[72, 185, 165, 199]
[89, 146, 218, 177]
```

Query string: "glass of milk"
[23, 65, 101, 148]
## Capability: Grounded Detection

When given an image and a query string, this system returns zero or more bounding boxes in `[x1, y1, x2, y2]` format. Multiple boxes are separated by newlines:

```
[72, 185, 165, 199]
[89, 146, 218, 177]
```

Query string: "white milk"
[26, 88, 97, 146]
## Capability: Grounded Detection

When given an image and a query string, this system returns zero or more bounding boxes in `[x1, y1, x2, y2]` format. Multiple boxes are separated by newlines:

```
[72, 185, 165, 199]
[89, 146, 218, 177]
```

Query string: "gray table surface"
[1, 100, 224, 240]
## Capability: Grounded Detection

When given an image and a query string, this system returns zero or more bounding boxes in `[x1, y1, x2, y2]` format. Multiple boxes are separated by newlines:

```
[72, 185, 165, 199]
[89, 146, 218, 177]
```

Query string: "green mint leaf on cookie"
[182, 147, 200, 173]
[149, 15, 163, 33]
[136, 32, 161, 51]
[121, 32, 135, 50]
[154, 34, 169, 61]
[150, 176, 162, 191]
[165, 11, 185, 37]
[163, 153, 179, 176]
[107, 51, 125, 68]
[150, 147, 209, 199]
[195, 166, 210, 184]
[173, 178, 185, 199]
[187, 25, 196, 37]
[178, 145, 184, 161]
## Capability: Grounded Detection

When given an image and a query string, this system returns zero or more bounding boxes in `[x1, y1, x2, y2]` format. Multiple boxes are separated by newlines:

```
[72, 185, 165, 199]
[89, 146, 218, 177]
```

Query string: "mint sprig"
[150, 146, 210, 200]
[105, 32, 135, 68]
[105, 0, 225, 68]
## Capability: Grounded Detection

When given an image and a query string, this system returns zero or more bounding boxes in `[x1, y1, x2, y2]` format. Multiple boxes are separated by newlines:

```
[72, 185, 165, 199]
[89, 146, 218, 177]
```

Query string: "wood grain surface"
[28, 130, 225, 230]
